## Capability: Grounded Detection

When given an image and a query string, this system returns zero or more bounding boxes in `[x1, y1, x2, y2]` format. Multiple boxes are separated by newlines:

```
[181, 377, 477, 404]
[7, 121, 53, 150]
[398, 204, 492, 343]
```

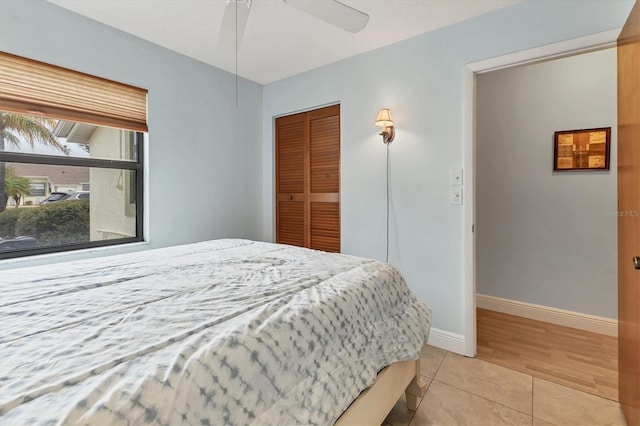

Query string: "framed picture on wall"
[553, 127, 611, 171]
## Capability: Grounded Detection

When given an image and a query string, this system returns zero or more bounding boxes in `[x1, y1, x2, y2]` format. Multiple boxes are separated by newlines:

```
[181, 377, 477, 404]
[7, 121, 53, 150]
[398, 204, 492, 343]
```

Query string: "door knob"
[288, 195, 293, 201]
[635, 256, 640, 270]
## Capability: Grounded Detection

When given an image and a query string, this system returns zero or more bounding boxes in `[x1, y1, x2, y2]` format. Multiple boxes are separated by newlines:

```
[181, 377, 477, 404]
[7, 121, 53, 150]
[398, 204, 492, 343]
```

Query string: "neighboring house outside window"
[54, 122, 138, 241]
[8, 163, 89, 205]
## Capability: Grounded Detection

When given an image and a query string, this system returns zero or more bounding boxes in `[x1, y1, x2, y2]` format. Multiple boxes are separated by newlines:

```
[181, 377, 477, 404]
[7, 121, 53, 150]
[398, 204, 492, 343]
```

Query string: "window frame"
[0, 131, 144, 259]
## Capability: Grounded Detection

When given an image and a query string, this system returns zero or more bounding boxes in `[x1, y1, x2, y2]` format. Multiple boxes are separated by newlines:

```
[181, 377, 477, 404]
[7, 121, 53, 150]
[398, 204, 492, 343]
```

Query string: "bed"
[0, 239, 431, 425]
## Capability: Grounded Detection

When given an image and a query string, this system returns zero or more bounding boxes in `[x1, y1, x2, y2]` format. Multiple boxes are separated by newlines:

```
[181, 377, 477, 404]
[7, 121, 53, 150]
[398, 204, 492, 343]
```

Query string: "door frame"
[461, 29, 620, 357]
[273, 101, 342, 249]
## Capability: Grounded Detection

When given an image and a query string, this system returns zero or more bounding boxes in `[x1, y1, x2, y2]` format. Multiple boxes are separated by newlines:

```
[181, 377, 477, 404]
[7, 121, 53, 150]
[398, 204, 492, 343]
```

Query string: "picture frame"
[553, 127, 611, 171]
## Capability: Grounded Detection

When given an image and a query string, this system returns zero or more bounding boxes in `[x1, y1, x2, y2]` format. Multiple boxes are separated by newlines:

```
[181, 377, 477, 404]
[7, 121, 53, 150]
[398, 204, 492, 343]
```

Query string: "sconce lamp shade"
[375, 108, 394, 127]
[375, 108, 395, 143]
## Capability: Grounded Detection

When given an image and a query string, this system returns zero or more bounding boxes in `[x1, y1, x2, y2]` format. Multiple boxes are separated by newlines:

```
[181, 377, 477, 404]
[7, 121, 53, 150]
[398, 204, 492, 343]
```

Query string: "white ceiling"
[48, 0, 518, 84]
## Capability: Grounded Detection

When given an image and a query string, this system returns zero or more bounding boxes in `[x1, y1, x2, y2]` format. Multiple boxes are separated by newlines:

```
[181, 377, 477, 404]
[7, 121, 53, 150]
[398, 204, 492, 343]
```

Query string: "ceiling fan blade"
[216, 0, 251, 52]
[284, 0, 369, 33]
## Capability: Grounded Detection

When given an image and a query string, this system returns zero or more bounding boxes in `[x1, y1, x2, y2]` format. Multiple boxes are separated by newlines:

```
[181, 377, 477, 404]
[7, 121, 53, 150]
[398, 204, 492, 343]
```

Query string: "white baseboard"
[476, 294, 617, 337]
[428, 327, 466, 355]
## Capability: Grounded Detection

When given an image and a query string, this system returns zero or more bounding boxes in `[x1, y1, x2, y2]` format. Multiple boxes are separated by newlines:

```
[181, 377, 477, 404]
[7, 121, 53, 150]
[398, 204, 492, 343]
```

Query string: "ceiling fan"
[216, 0, 370, 52]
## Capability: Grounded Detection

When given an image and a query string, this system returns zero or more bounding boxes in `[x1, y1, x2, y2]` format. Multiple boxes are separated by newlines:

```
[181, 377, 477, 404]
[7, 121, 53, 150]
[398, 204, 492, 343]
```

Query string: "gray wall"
[262, 1, 632, 334]
[476, 48, 618, 319]
[0, 0, 263, 269]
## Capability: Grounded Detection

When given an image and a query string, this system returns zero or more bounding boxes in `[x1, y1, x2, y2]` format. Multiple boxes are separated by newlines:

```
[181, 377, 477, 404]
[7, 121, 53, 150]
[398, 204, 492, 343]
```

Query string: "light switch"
[451, 168, 463, 186]
[450, 187, 463, 205]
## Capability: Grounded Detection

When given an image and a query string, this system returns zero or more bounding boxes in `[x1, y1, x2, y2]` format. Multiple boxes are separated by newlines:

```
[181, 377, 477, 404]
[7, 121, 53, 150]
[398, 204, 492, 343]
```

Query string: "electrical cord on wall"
[386, 141, 390, 263]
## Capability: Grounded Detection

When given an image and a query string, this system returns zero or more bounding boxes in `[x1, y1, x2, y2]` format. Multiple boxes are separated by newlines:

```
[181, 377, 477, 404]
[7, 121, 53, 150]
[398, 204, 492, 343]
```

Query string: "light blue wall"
[476, 48, 618, 319]
[0, 0, 263, 268]
[1, 0, 632, 334]
[261, 0, 633, 335]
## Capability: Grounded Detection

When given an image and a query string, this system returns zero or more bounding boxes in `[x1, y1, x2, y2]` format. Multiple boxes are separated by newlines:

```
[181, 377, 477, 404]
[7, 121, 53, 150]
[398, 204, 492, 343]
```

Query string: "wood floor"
[476, 308, 618, 401]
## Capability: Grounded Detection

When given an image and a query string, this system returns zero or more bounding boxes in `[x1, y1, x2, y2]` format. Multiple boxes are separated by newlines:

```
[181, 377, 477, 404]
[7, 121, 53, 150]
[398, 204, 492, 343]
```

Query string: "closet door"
[276, 112, 307, 247]
[275, 105, 340, 252]
[308, 105, 340, 252]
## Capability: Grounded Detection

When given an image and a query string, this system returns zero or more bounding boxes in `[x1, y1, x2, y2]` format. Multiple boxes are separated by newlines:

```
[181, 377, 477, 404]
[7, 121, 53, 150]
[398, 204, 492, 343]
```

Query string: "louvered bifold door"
[276, 112, 307, 247]
[308, 105, 340, 252]
[275, 105, 340, 252]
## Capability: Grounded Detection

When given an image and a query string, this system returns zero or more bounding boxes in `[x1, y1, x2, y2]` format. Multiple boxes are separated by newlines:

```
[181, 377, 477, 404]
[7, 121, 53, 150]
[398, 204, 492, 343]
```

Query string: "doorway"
[462, 30, 621, 386]
[462, 30, 620, 355]
[474, 46, 618, 399]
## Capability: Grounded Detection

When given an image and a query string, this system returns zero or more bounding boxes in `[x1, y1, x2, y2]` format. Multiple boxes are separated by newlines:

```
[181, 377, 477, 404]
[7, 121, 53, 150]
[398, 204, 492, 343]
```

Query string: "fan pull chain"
[235, 0, 238, 108]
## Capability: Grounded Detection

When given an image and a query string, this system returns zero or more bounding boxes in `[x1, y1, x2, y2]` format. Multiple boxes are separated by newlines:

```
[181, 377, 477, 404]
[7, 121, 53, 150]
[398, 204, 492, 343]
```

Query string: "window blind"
[0, 52, 148, 132]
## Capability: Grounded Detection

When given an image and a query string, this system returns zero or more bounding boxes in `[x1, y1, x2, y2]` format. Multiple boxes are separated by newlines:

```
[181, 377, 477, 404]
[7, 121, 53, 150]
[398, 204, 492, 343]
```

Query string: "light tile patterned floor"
[383, 345, 628, 426]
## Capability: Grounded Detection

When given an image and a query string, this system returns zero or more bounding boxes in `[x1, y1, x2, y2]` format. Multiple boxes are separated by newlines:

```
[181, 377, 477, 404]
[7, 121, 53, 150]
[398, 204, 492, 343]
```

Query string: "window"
[0, 52, 147, 258]
[29, 183, 45, 196]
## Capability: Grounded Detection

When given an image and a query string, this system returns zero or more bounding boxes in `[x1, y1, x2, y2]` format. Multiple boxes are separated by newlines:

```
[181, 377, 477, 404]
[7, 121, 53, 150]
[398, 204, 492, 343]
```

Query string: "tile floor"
[382, 345, 628, 426]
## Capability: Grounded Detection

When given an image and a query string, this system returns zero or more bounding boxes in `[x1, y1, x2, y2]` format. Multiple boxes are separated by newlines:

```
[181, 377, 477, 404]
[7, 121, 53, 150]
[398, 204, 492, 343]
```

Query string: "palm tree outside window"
[0, 113, 66, 212]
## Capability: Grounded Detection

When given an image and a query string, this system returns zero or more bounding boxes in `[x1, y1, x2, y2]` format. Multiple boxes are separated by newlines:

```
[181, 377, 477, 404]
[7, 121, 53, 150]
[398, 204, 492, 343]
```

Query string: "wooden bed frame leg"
[404, 359, 427, 411]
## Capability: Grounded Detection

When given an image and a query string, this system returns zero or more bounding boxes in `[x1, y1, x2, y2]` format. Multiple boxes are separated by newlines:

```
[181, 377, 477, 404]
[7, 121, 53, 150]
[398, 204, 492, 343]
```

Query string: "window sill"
[0, 240, 150, 271]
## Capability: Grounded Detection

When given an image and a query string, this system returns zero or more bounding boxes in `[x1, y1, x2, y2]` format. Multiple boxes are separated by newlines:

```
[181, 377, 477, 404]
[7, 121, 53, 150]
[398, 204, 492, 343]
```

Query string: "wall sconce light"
[375, 108, 395, 143]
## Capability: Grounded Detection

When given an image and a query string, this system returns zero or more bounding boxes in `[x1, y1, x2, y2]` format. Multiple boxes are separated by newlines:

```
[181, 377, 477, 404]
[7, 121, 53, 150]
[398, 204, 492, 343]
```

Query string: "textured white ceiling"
[48, 0, 518, 84]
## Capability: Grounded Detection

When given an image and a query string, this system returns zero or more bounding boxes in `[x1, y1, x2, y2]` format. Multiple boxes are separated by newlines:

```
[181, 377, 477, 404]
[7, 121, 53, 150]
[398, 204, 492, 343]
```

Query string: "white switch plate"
[451, 168, 463, 186]
[450, 187, 463, 205]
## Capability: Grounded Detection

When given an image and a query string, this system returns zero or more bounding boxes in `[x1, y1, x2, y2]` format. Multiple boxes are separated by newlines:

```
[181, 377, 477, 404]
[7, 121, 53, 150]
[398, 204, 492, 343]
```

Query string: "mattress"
[0, 239, 431, 425]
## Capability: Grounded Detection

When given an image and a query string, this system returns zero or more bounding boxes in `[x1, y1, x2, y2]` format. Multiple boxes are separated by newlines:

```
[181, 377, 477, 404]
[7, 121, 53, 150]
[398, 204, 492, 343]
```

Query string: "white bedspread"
[0, 239, 431, 425]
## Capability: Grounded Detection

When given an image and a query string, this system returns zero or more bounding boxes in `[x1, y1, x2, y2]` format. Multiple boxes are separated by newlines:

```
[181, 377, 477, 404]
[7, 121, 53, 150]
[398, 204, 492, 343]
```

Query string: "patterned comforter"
[0, 239, 431, 425]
